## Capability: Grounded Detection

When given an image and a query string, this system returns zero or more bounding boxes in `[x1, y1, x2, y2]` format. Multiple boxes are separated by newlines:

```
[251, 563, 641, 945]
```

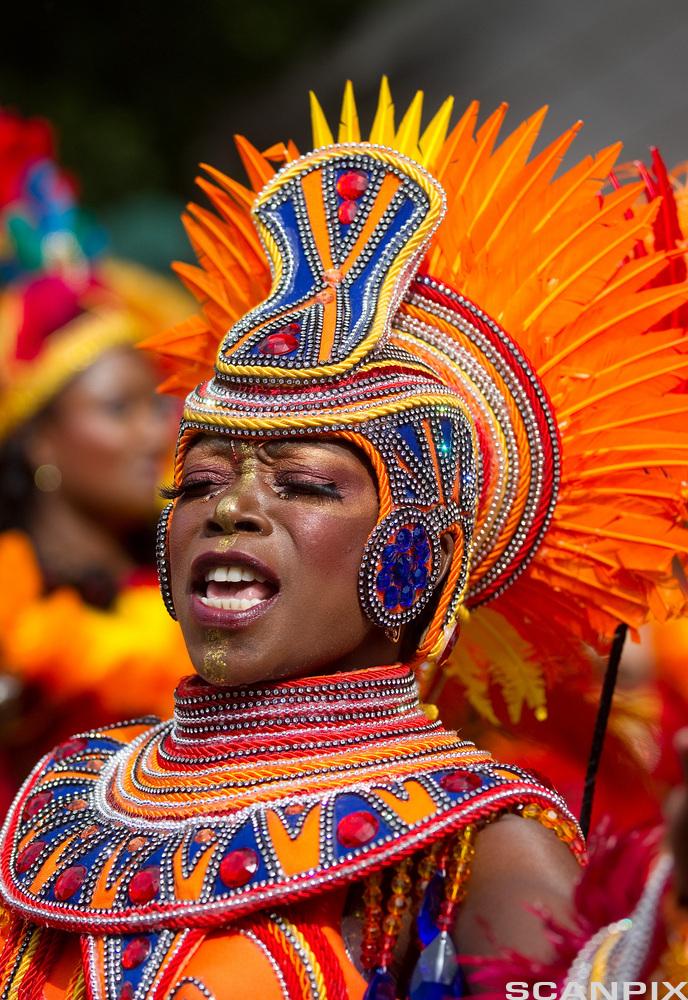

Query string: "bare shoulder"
[454, 813, 581, 961]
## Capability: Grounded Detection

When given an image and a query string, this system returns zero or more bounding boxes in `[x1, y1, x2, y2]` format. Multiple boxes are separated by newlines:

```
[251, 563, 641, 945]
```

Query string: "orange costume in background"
[0, 83, 687, 996]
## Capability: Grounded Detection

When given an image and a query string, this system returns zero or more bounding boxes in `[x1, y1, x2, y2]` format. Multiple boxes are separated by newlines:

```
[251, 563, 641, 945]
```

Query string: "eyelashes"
[273, 477, 342, 500]
[159, 482, 183, 501]
[159, 477, 343, 502]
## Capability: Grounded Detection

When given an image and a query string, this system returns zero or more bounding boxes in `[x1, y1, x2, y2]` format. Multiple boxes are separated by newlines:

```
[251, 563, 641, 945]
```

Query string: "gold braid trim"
[5, 924, 42, 1000]
[65, 965, 87, 1000]
[267, 914, 329, 1000]
[176, 392, 457, 478]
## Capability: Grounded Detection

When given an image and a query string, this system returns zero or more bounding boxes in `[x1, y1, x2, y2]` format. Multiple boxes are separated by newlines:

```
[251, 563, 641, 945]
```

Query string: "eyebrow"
[188, 437, 322, 462]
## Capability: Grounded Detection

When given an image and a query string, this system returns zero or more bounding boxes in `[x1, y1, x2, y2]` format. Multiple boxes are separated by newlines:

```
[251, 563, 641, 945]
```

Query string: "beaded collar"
[0, 665, 582, 934]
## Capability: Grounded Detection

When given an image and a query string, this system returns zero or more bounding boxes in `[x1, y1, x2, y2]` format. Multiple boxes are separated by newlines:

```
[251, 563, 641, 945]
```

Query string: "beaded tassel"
[408, 826, 476, 999]
[361, 871, 385, 972]
[414, 841, 446, 947]
[437, 824, 475, 934]
[363, 857, 414, 999]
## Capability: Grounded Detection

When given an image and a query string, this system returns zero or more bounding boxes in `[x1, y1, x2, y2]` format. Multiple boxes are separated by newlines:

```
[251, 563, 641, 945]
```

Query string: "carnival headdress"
[146, 81, 688, 722]
[0, 109, 189, 440]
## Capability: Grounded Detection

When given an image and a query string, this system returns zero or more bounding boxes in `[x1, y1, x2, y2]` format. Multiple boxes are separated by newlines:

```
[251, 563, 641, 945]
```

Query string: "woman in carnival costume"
[0, 110, 192, 802]
[0, 82, 686, 997]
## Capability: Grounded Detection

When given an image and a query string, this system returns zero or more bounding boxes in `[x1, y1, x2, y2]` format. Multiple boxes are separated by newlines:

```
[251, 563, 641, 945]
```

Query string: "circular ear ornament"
[359, 508, 442, 629]
[156, 502, 177, 620]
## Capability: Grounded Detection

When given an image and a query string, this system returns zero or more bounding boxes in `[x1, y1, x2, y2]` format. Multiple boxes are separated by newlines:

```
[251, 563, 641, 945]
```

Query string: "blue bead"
[400, 584, 416, 608]
[364, 969, 397, 1000]
[412, 566, 428, 588]
[415, 542, 430, 561]
[383, 586, 400, 610]
[416, 869, 444, 946]
[376, 569, 392, 590]
[382, 544, 398, 562]
[409, 932, 465, 1000]
[392, 557, 412, 584]
[412, 525, 427, 543]
[396, 528, 413, 550]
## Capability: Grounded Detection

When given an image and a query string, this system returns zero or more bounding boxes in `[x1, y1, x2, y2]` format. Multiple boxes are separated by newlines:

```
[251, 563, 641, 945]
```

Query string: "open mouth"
[200, 565, 276, 611]
[191, 554, 280, 617]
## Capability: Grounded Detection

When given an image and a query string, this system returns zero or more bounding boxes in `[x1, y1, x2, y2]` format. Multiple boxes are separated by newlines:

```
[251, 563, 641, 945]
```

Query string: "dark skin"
[168, 433, 688, 965]
[169, 435, 402, 685]
[25, 345, 176, 584]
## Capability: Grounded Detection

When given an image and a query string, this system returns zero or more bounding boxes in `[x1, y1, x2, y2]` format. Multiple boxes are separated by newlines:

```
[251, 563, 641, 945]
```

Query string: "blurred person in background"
[0, 109, 192, 807]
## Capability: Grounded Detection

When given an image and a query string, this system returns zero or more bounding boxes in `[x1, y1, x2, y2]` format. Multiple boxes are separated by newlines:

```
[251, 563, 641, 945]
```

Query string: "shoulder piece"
[0, 720, 583, 934]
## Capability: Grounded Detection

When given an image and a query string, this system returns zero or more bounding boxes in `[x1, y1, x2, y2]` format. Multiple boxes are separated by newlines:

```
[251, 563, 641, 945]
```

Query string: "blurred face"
[167, 434, 396, 686]
[31, 345, 176, 523]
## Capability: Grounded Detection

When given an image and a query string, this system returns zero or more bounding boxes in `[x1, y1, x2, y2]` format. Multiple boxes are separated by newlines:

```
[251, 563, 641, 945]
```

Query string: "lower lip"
[190, 592, 278, 629]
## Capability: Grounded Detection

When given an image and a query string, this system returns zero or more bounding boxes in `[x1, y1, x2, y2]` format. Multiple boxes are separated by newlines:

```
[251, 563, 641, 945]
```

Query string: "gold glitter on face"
[202, 630, 230, 684]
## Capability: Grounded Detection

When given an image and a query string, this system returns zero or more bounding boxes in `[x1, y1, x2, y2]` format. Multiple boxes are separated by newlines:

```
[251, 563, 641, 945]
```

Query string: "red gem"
[259, 323, 300, 357]
[24, 790, 53, 818]
[122, 935, 152, 969]
[219, 848, 259, 888]
[128, 866, 160, 904]
[54, 864, 86, 901]
[338, 200, 358, 224]
[336, 170, 369, 200]
[16, 839, 46, 873]
[337, 810, 379, 848]
[54, 738, 88, 760]
[119, 984, 134, 1000]
[439, 771, 483, 793]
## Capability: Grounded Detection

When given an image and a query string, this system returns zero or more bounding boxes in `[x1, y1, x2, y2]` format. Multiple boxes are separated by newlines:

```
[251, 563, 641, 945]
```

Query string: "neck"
[166, 663, 434, 761]
[29, 492, 136, 587]
[106, 663, 489, 824]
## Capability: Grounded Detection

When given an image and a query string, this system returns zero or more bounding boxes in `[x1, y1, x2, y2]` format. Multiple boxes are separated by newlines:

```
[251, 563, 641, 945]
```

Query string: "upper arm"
[453, 813, 581, 962]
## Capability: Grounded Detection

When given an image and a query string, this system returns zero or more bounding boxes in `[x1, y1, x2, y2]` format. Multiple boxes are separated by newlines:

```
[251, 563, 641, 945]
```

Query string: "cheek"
[168, 507, 196, 592]
[288, 506, 374, 596]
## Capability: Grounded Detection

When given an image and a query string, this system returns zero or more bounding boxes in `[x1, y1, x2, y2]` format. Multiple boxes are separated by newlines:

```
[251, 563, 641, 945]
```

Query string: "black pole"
[579, 622, 629, 839]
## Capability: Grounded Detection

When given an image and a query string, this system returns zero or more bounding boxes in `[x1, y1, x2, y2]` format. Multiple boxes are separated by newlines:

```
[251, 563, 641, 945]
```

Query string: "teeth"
[204, 565, 267, 584]
[199, 596, 264, 611]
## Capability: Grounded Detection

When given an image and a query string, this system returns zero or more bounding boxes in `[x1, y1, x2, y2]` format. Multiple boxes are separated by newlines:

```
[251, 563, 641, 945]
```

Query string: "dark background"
[5, 0, 688, 270]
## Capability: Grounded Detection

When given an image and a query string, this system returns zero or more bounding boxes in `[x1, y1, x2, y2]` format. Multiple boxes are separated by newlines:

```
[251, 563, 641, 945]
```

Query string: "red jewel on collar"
[16, 839, 46, 873]
[24, 790, 53, 818]
[128, 866, 160, 904]
[439, 771, 482, 793]
[122, 936, 152, 969]
[337, 810, 379, 848]
[54, 865, 86, 901]
[219, 848, 259, 888]
[54, 738, 88, 760]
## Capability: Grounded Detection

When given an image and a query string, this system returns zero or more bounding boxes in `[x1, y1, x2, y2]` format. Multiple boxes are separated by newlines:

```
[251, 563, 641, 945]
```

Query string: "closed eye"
[273, 476, 342, 500]
[159, 477, 228, 501]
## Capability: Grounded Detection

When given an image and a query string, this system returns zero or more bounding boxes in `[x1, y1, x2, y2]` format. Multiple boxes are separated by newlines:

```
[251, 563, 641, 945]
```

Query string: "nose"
[206, 479, 272, 537]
